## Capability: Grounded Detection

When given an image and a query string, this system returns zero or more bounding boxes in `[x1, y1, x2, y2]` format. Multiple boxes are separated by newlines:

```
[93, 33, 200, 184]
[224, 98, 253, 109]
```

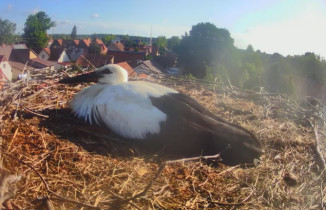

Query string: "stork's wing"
[70, 82, 177, 140]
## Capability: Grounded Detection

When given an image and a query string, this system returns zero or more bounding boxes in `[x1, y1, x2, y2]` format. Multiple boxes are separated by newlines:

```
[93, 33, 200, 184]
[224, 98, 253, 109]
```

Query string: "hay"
[0, 68, 325, 209]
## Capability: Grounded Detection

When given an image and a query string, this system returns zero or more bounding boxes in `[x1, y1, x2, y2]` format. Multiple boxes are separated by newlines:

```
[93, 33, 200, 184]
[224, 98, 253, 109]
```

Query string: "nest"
[0, 68, 326, 209]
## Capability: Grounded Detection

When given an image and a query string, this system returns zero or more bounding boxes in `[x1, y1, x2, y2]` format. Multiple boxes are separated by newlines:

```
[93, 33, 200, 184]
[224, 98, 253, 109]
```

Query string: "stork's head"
[59, 64, 128, 85]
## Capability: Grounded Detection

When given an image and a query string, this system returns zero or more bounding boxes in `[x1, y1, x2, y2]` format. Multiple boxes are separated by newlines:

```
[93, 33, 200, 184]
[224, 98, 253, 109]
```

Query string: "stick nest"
[0, 68, 326, 209]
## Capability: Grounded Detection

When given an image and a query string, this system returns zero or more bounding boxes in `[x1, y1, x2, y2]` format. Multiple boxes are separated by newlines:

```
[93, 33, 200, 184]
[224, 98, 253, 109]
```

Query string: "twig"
[308, 120, 326, 171]
[21, 106, 49, 118]
[210, 189, 254, 206]
[0, 147, 101, 210]
[165, 153, 221, 165]
[120, 163, 166, 204]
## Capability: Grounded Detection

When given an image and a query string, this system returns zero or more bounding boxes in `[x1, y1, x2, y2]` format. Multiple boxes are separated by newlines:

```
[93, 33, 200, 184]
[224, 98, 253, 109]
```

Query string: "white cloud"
[233, 4, 326, 58]
[90, 14, 99, 18]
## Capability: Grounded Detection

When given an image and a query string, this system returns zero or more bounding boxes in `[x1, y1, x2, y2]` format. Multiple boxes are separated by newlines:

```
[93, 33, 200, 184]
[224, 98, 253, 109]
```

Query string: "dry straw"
[0, 68, 325, 209]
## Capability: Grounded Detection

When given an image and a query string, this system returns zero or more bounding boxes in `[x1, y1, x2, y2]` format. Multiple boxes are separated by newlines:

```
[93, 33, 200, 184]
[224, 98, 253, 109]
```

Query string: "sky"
[1, 0, 326, 58]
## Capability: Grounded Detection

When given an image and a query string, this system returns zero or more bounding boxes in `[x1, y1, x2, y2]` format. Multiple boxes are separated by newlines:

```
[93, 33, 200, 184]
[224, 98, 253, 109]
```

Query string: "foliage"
[22, 11, 55, 51]
[176, 22, 234, 78]
[175, 22, 326, 99]
[103, 34, 116, 45]
[0, 19, 16, 45]
[123, 35, 137, 49]
[88, 37, 101, 54]
[70, 26, 77, 39]
[167, 36, 181, 52]
[155, 36, 167, 53]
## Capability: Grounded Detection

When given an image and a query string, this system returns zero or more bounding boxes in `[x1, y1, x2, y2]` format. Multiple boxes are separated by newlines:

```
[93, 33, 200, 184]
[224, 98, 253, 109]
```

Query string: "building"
[0, 55, 12, 82]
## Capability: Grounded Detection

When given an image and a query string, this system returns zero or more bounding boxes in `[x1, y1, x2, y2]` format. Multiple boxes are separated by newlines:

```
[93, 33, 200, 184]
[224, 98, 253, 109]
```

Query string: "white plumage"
[71, 81, 178, 139]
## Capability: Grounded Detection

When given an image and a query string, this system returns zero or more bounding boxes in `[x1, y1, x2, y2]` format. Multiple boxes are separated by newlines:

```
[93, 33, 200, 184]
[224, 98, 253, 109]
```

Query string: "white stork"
[60, 64, 262, 165]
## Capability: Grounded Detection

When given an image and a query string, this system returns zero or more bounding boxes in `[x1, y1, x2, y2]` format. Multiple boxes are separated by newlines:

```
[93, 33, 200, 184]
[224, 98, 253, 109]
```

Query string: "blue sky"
[1, 0, 326, 58]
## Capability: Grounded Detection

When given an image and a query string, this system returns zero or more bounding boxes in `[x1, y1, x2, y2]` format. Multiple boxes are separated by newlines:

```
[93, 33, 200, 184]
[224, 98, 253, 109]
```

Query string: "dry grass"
[0, 69, 325, 209]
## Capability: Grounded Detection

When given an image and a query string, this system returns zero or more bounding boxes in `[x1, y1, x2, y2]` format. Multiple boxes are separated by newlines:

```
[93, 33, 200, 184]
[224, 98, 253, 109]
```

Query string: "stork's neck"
[98, 69, 129, 85]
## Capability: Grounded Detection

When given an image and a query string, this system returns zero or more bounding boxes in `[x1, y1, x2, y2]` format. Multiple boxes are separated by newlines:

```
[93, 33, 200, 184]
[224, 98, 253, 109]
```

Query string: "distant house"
[9, 49, 55, 70]
[50, 39, 70, 48]
[134, 60, 165, 76]
[0, 44, 55, 80]
[47, 39, 53, 48]
[39, 48, 50, 60]
[48, 47, 71, 70]
[108, 41, 125, 51]
[75, 53, 114, 68]
[107, 50, 145, 65]
[69, 39, 91, 62]
[0, 55, 12, 82]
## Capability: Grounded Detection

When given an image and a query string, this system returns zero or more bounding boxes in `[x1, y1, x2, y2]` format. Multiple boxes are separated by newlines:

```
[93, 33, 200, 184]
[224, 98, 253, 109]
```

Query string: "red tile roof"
[42, 48, 50, 55]
[108, 41, 125, 51]
[0, 67, 9, 81]
[107, 50, 145, 64]
[9, 49, 31, 63]
[0, 44, 13, 59]
[138, 73, 149, 78]
[9, 61, 27, 71]
[96, 38, 103, 45]
[117, 62, 137, 77]
[53, 39, 63, 46]
[75, 53, 114, 68]
[83, 39, 91, 47]
[29, 58, 55, 68]
[99, 44, 108, 54]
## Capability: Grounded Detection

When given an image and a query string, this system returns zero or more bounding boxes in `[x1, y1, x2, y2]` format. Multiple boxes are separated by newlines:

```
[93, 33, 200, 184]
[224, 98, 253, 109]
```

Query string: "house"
[69, 39, 91, 62]
[108, 41, 125, 51]
[47, 39, 53, 48]
[75, 53, 114, 68]
[98, 43, 108, 54]
[39, 48, 50, 60]
[134, 60, 165, 76]
[0, 44, 55, 80]
[50, 39, 71, 49]
[106, 50, 145, 64]
[9, 49, 55, 70]
[48, 47, 71, 70]
[0, 55, 12, 82]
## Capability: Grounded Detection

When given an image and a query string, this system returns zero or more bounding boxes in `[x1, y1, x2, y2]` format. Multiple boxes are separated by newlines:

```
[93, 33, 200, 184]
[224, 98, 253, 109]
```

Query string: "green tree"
[176, 22, 234, 78]
[155, 36, 167, 52]
[71, 25, 77, 39]
[123, 35, 136, 49]
[167, 36, 181, 52]
[23, 11, 55, 51]
[0, 19, 16, 45]
[88, 37, 101, 54]
[103, 34, 116, 45]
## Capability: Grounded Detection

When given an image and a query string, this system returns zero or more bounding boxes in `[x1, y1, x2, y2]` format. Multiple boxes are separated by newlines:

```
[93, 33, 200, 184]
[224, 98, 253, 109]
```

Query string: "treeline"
[51, 33, 153, 44]
[175, 23, 326, 98]
[2, 13, 326, 99]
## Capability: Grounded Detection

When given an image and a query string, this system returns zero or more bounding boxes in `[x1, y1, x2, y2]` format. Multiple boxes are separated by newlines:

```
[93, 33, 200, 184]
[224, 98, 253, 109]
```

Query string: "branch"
[0, 147, 101, 210]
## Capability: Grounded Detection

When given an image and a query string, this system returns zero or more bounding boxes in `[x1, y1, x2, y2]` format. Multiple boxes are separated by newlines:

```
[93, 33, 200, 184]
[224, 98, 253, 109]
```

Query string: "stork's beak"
[59, 71, 99, 84]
